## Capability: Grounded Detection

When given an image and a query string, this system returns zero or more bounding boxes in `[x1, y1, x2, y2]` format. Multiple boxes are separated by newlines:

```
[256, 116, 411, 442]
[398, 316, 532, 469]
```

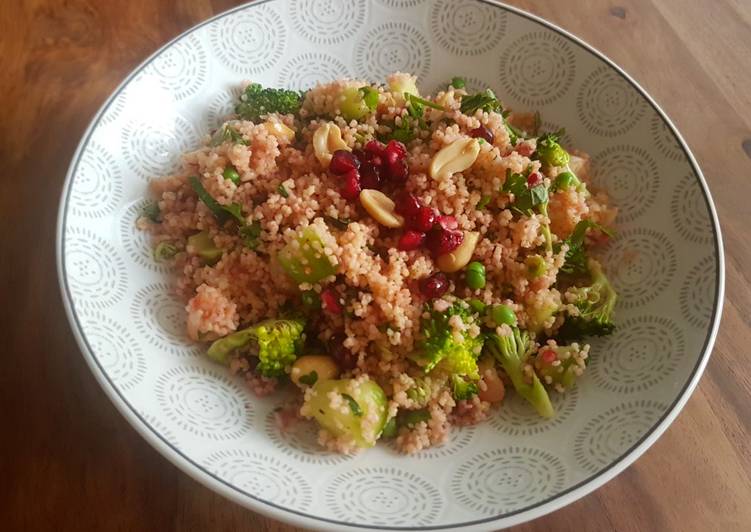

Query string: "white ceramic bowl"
[56, 1, 724, 530]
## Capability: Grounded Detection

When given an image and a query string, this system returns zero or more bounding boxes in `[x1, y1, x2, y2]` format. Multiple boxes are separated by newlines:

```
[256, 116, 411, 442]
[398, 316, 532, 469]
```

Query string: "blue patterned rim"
[56, 0, 725, 529]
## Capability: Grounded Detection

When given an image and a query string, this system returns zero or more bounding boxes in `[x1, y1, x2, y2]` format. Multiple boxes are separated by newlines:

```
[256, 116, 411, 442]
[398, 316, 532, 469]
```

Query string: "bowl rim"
[55, 0, 725, 530]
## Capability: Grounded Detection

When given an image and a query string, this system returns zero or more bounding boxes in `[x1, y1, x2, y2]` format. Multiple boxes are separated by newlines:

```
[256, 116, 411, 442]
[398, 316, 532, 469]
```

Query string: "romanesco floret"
[451, 374, 479, 401]
[236, 83, 304, 122]
[484, 326, 554, 418]
[558, 258, 617, 341]
[413, 301, 484, 380]
[206, 318, 305, 377]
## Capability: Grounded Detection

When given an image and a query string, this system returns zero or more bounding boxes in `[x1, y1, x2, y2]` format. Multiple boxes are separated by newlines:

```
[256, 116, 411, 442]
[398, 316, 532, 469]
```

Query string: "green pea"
[465, 261, 486, 290]
[469, 298, 486, 314]
[223, 165, 240, 184]
[451, 77, 465, 89]
[553, 171, 575, 191]
[489, 304, 516, 326]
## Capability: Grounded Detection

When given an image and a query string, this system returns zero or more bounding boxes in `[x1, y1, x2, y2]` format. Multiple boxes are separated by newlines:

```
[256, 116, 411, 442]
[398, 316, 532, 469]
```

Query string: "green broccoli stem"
[207, 328, 257, 364]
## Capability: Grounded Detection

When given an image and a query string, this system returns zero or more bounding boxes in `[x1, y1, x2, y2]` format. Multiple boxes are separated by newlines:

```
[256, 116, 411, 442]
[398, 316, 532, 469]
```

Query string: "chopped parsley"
[342, 394, 363, 417]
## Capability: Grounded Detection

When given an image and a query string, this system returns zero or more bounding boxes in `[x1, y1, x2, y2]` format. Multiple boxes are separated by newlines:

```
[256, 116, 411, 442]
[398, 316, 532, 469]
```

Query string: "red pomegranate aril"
[359, 162, 382, 189]
[321, 288, 343, 314]
[339, 169, 362, 200]
[398, 230, 426, 251]
[469, 125, 494, 144]
[352, 148, 367, 163]
[420, 273, 449, 299]
[516, 141, 534, 156]
[426, 226, 464, 257]
[395, 191, 421, 217]
[364, 140, 387, 157]
[527, 171, 543, 187]
[385, 139, 407, 158]
[385, 158, 408, 181]
[409, 205, 436, 232]
[540, 348, 557, 364]
[329, 150, 360, 175]
[435, 215, 458, 231]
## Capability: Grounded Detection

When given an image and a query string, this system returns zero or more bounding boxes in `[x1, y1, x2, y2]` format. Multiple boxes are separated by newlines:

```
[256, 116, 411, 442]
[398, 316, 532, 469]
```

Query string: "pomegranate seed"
[408, 205, 436, 232]
[385, 139, 407, 158]
[339, 169, 361, 200]
[469, 125, 494, 144]
[321, 288, 343, 314]
[540, 348, 557, 364]
[364, 140, 387, 157]
[328, 333, 357, 370]
[395, 192, 421, 217]
[359, 162, 382, 189]
[329, 150, 360, 175]
[420, 273, 449, 299]
[435, 215, 458, 231]
[426, 226, 463, 256]
[516, 142, 534, 156]
[527, 171, 543, 187]
[352, 148, 366, 163]
[398, 230, 425, 251]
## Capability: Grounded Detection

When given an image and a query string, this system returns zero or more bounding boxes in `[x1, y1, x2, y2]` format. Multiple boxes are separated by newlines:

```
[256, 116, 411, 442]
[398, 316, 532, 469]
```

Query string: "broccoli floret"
[534, 344, 588, 389]
[558, 258, 617, 340]
[206, 318, 305, 377]
[277, 226, 337, 284]
[557, 220, 613, 277]
[340, 86, 379, 121]
[235, 83, 303, 122]
[535, 130, 570, 168]
[452, 374, 479, 401]
[413, 301, 484, 380]
[485, 327, 554, 418]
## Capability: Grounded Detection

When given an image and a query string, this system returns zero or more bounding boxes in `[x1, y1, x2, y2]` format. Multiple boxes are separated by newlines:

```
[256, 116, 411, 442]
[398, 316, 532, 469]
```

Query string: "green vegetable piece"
[558, 258, 617, 340]
[278, 226, 337, 284]
[223, 166, 240, 184]
[340, 86, 376, 122]
[525, 255, 547, 278]
[551, 171, 580, 192]
[388, 120, 415, 143]
[451, 77, 466, 89]
[536, 131, 570, 167]
[502, 171, 548, 216]
[304, 378, 388, 448]
[323, 215, 350, 231]
[398, 408, 431, 428]
[189, 175, 230, 224]
[405, 93, 443, 119]
[468, 298, 487, 314]
[485, 327, 555, 418]
[526, 298, 560, 336]
[465, 261, 486, 290]
[460, 88, 503, 115]
[187, 231, 222, 264]
[153, 242, 177, 262]
[557, 220, 614, 277]
[141, 202, 161, 223]
[388, 76, 420, 100]
[236, 83, 303, 122]
[298, 370, 318, 386]
[535, 345, 582, 389]
[206, 318, 305, 376]
[381, 416, 397, 439]
[277, 184, 289, 198]
[489, 303, 517, 326]
[477, 194, 491, 210]
[361, 86, 379, 111]
[221, 202, 245, 224]
[211, 125, 248, 147]
[414, 301, 483, 379]
[239, 221, 262, 250]
[451, 375, 479, 401]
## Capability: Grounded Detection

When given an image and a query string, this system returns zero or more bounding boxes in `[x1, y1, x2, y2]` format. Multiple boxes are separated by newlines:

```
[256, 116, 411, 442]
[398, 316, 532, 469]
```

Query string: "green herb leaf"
[141, 202, 161, 223]
[381, 416, 397, 438]
[460, 88, 503, 115]
[503, 170, 548, 215]
[189, 176, 230, 223]
[221, 203, 245, 224]
[239, 221, 262, 250]
[277, 184, 289, 198]
[477, 194, 491, 210]
[324, 215, 350, 231]
[298, 371, 318, 386]
[211, 125, 248, 147]
[342, 394, 363, 417]
[388, 120, 415, 143]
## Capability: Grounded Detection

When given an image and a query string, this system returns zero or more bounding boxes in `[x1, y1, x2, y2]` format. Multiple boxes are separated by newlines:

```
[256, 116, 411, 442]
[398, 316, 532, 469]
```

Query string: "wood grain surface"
[1, 1, 750, 530]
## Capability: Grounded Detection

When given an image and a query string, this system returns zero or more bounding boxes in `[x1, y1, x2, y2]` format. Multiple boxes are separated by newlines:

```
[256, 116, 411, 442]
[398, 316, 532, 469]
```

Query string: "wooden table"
[2, 0, 750, 530]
